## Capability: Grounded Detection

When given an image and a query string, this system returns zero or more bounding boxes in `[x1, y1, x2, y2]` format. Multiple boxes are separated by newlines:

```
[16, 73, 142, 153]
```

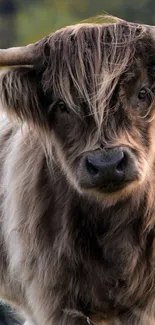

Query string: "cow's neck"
[52, 161, 155, 248]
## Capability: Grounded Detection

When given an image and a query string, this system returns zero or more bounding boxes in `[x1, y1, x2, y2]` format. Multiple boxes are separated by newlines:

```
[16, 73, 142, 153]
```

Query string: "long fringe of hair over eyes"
[38, 16, 146, 132]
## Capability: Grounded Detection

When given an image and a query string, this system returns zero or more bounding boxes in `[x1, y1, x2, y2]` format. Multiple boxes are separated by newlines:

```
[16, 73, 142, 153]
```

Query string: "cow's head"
[1, 17, 155, 206]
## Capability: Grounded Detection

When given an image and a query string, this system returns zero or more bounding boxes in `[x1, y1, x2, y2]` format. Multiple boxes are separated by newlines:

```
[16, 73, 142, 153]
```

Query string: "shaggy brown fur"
[1, 17, 155, 325]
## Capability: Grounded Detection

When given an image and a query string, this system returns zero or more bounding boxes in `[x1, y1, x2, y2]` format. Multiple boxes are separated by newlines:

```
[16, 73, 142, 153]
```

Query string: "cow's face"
[49, 63, 155, 204]
[1, 21, 155, 205]
[40, 24, 155, 204]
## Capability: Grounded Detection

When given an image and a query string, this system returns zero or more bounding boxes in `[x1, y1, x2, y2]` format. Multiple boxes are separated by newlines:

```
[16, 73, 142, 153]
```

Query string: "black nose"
[85, 148, 128, 187]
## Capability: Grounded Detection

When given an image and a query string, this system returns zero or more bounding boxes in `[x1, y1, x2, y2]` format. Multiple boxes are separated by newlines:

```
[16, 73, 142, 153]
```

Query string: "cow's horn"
[0, 43, 38, 66]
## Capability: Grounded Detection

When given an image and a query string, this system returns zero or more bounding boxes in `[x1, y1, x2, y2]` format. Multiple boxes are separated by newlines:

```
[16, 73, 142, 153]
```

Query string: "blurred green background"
[0, 0, 155, 48]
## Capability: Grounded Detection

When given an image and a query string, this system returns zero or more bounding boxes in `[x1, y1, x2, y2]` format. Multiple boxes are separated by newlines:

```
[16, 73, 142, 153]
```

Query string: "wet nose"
[85, 148, 127, 184]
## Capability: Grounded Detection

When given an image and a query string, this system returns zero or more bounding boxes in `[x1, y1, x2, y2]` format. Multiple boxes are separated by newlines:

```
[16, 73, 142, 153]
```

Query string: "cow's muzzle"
[79, 147, 138, 193]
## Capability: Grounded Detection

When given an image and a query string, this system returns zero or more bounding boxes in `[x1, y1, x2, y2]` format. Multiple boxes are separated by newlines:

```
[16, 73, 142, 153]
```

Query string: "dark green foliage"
[0, 0, 154, 47]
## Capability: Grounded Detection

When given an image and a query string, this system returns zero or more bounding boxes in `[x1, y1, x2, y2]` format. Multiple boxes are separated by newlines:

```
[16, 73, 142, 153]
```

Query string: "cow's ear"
[0, 67, 48, 128]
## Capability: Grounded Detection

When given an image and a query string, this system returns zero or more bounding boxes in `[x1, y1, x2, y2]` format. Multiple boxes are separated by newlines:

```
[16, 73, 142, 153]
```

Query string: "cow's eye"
[47, 100, 69, 117]
[58, 100, 67, 113]
[138, 88, 148, 100]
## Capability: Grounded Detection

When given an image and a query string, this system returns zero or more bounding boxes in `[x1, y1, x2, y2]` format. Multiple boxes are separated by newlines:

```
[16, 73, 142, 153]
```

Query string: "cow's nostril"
[116, 152, 127, 174]
[86, 159, 99, 176]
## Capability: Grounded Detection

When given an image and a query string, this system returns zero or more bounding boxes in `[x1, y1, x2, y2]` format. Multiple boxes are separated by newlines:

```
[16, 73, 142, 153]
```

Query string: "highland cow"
[0, 16, 155, 325]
